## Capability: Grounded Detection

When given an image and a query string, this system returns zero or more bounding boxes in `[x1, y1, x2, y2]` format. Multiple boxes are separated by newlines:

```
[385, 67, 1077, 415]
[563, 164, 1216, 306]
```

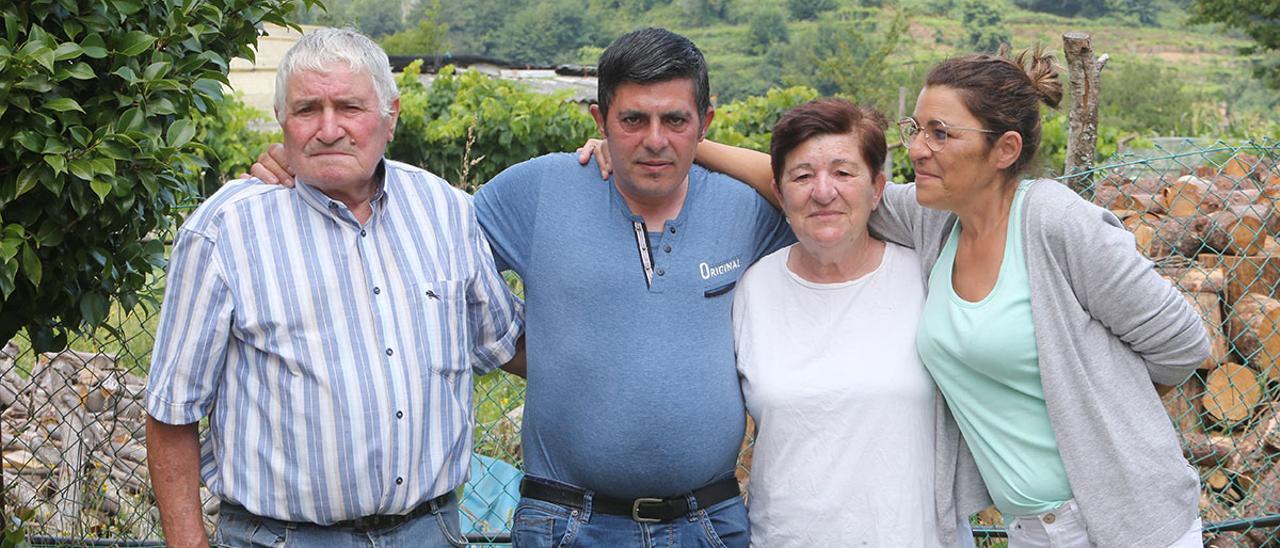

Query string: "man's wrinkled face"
[280, 66, 398, 191]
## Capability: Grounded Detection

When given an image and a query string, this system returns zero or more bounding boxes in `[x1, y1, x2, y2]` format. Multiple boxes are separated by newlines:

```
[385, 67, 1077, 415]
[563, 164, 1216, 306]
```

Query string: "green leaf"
[35, 221, 66, 247]
[90, 179, 112, 201]
[0, 234, 19, 261]
[167, 119, 196, 148]
[148, 97, 177, 115]
[80, 34, 107, 59]
[44, 97, 83, 112]
[117, 107, 144, 132]
[20, 242, 41, 287]
[42, 137, 69, 155]
[91, 157, 116, 175]
[70, 158, 93, 180]
[116, 31, 156, 57]
[97, 140, 131, 160]
[79, 292, 110, 327]
[142, 61, 170, 80]
[63, 62, 94, 80]
[44, 154, 66, 174]
[32, 46, 54, 73]
[14, 131, 43, 153]
[192, 78, 224, 101]
[52, 42, 82, 61]
[15, 167, 41, 198]
[69, 126, 92, 147]
[113, 65, 138, 84]
[110, 0, 144, 15]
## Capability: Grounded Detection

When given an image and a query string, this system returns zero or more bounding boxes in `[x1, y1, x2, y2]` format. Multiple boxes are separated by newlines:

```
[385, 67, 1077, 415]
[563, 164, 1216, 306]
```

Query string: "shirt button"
[656, 268, 665, 276]
[385, 348, 394, 356]
[373, 287, 381, 295]
[395, 477, 404, 485]
[668, 226, 677, 234]
[663, 245, 671, 253]
[360, 229, 367, 237]
[1042, 513, 1056, 524]
[396, 410, 404, 419]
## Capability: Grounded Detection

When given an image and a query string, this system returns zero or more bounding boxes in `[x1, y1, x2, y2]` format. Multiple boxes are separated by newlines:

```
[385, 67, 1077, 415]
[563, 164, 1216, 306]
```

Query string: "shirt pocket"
[410, 279, 469, 377]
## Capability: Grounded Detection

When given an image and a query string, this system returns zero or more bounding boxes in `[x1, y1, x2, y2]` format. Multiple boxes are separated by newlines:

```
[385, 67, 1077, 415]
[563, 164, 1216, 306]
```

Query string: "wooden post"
[1062, 32, 1108, 194]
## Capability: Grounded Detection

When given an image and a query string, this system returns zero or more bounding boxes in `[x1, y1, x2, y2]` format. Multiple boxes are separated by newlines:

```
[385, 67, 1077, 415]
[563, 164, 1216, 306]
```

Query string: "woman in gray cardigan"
[681, 50, 1211, 547]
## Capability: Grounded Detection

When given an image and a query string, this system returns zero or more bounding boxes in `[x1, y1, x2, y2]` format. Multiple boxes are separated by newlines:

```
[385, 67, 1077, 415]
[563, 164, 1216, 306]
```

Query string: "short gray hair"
[274, 28, 399, 120]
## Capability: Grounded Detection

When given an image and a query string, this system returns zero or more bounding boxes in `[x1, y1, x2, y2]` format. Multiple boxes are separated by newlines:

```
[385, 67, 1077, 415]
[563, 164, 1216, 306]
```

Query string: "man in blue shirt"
[473, 29, 791, 547]
[253, 28, 791, 547]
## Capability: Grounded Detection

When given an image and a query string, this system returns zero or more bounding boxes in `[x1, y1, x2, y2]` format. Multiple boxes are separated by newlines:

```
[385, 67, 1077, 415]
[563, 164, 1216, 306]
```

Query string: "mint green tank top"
[916, 181, 1073, 517]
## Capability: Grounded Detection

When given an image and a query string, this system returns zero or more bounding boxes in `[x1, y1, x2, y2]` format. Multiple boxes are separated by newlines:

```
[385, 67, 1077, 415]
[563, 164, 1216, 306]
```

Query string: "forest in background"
[292, 0, 1279, 139]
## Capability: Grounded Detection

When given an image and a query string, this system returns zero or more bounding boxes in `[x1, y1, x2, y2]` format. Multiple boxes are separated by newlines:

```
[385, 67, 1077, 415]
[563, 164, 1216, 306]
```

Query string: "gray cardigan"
[871, 180, 1210, 547]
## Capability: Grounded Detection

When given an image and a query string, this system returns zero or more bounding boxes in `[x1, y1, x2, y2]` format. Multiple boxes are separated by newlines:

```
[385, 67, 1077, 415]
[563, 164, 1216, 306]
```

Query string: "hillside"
[300, 0, 1277, 136]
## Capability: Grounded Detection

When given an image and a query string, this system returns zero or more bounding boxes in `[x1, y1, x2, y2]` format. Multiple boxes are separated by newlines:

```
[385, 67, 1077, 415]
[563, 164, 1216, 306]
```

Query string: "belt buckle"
[631, 497, 664, 523]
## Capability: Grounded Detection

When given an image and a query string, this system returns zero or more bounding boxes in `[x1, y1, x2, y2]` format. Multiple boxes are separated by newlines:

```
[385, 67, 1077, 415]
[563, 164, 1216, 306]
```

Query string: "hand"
[575, 138, 612, 180]
[250, 143, 294, 187]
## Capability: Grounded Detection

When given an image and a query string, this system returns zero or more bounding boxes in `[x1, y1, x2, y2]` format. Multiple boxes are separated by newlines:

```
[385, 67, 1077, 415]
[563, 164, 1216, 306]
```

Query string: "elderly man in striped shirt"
[144, 28, 524, 548]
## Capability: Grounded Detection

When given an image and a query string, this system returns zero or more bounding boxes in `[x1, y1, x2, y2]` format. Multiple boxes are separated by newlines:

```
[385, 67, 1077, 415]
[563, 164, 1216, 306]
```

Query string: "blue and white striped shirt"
[145, 160, 523, 524]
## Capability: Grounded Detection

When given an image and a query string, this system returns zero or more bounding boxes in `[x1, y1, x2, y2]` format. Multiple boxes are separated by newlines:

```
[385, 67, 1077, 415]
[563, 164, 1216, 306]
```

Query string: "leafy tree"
[311, 0, 404, 38]
[1012, 0, 1109, 17]
[1190, 0, 1280, 88]
[488, 0, 600, 64]
[390, 62, 597, 189]
[747, 8, 790, 55]
[682, 0, 732, 26]
[1108, 0, 1159, 26]
[957, 0, 1010, 53]
[0, 0, 310, 352]
[786, 0, 837, 20]
[381, 0, 450, 56]
[772, 7, 911, 110]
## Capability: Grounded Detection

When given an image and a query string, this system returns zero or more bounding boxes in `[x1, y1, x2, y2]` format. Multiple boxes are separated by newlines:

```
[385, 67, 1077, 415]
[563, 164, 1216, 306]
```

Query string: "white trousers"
[1006, 499, 1202, 548]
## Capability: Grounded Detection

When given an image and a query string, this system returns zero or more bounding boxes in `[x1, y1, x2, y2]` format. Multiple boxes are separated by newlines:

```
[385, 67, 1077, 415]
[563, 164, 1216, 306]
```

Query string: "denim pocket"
[215, 509, 290, 548]
[697, 497, 749, 548]
[511, 501, 575, 548]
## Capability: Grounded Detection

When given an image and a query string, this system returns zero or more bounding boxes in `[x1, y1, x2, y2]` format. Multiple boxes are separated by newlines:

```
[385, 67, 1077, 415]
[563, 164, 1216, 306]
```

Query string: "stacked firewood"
[1102, 153, 1280, 546]
[0, 342, 215, 537]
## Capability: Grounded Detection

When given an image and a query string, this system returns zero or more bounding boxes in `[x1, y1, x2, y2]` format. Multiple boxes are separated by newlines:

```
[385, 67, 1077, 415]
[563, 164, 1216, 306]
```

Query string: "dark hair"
[596, 28, 711, 121]
[925, 46, 1063, 176]
[770, 98, 889, 184]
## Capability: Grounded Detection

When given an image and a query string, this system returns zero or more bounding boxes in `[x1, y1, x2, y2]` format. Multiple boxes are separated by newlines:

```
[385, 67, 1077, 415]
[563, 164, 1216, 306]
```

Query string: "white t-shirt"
[732, 242, 943, 547]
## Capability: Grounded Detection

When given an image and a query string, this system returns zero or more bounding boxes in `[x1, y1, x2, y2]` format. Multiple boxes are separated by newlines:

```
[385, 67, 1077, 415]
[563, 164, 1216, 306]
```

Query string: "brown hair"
[925, 46, 1063, 176]
[769, 98, 889, 184]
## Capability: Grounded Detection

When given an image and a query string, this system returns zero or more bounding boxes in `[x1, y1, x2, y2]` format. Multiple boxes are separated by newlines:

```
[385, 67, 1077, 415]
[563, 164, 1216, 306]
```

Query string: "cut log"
[1181, 291, 1228, 367]
[1162, 266, 1226, 294]
[1130, 215, 1206, 258]
[1105, 191, 1163, 213]
[1203, 362, 1262, 428]
[1226, 294, 1280, 383]
[1198, 254, 1280, 308]
[1255, 403, 1280, 452]
[1159, 177, 1222, 217]
[1202, 209, 1268, 256]
[1167, 372, 1206, 435]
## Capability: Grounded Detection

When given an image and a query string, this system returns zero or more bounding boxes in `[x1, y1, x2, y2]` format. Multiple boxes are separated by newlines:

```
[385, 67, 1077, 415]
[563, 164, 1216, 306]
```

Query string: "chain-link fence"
[3, 139, 1280, 546]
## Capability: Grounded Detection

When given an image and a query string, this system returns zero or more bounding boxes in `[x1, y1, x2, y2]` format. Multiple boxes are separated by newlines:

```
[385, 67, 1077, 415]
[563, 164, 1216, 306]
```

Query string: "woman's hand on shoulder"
[575, 138, 611, 180]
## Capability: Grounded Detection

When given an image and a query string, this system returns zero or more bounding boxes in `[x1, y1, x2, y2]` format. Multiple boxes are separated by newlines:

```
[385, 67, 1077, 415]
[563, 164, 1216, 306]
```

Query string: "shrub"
[389, 62, 598, 190]
[0, 0, 308, 350]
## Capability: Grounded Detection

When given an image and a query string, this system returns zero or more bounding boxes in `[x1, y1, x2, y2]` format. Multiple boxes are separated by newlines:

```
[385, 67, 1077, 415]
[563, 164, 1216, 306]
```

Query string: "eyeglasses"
[897, 118, 999, 152]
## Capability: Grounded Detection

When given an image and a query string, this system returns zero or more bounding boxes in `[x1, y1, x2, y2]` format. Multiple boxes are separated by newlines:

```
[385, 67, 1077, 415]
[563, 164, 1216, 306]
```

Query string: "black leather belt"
[519, 477, 740, 523]
[222, 491, 452, 531]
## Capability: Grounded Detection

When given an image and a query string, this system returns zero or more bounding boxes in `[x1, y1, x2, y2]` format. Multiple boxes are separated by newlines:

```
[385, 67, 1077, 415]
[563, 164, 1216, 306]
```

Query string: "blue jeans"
[511, 479, 749, 548]
[213, 494, 466, 548]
